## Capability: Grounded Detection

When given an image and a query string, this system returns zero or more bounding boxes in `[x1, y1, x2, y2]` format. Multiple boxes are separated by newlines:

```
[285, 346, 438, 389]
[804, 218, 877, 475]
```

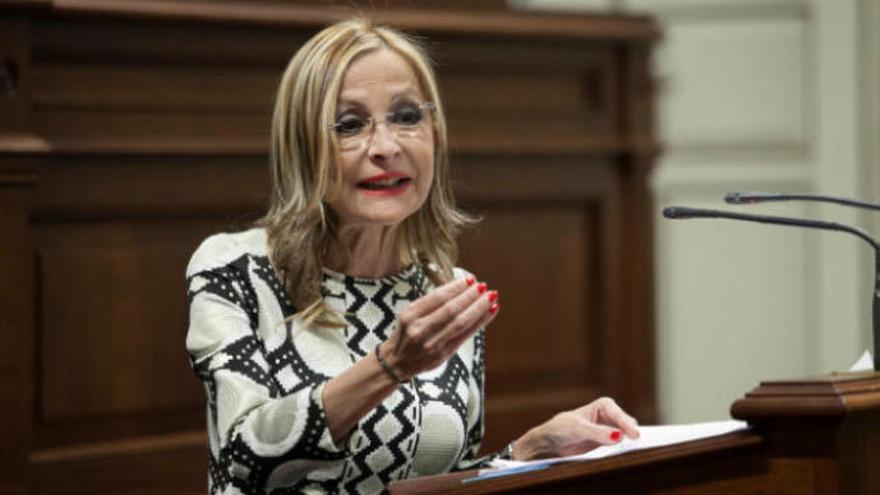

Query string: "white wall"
[867, 0, 880, 233]
[514, 0, 877, 423]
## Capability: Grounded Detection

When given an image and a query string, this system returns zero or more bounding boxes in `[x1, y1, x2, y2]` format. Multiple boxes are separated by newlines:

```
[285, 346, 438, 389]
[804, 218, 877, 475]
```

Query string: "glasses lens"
[333, 114, 369, 151]
[332, 102, 432, 151]
[334, 115, 367, 136]
[389, 104, 424, 127]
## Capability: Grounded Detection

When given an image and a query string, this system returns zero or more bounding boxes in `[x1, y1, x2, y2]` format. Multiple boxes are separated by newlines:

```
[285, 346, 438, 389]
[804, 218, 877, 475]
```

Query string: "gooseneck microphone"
[663, 206, 880, 372]
[663, 207, 880, 249]
[725, 191, 880, 211]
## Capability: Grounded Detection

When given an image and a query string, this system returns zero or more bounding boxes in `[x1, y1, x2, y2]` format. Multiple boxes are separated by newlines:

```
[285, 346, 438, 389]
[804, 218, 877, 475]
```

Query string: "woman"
[186, 18, 639, 495]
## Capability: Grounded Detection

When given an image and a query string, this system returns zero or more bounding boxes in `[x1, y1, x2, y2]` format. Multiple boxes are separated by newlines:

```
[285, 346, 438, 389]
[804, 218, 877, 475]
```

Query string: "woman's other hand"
[379, 275, 499, 380]
[512, 397, 640, 460]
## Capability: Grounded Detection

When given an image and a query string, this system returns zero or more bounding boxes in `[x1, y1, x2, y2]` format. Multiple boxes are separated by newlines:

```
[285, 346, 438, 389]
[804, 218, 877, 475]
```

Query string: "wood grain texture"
[0, 18, 33, 136]
[731, 372, 880, 494]
[731, 371, 880, 419]
[39, 0, 660, 41]
[0, 165, 37, 495]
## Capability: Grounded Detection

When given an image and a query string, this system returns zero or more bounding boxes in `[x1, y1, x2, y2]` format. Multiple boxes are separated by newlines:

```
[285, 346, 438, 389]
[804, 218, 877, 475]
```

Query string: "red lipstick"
[357, 172, 411, 197]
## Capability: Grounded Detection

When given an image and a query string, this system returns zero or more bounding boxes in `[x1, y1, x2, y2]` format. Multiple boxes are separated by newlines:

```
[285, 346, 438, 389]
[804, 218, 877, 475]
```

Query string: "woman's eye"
[334, 115, 366, 135]
[391, 106, 423, 126]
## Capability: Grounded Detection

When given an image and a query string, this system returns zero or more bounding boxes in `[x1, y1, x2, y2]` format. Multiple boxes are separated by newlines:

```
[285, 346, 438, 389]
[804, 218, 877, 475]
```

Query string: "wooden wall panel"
[462, 206, 596, 379]
[0, 165, 37, 494]
[37, 223, 207, 421]
[441, 40, 618, 153]
[0, 2, 658, 493]
[32, 441, 206, 495]
[33, 157, 268, 218]
[460, 204, 599, 449]
[453, 154, 624, 451]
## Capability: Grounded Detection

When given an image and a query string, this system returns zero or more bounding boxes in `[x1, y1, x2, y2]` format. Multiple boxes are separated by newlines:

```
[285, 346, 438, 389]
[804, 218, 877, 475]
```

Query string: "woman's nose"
[366, 122, 402, 158]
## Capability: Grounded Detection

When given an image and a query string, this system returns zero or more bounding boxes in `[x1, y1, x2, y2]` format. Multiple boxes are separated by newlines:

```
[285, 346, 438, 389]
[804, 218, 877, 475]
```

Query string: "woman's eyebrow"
[335, 100, 367, 113]
[390, 90, 421, 103]
[336, 89, 423, 112]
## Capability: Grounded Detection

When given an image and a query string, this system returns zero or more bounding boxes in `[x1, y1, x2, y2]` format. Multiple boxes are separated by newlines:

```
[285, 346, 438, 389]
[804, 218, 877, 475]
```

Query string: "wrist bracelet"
[374, 344, 405, 383]
[499, 441, 516, 460]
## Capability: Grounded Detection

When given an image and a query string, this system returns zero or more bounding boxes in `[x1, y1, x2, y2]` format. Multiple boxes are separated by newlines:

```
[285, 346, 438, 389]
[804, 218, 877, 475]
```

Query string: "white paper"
[849, 350, 873, 371]
[487, 419, 749, 471]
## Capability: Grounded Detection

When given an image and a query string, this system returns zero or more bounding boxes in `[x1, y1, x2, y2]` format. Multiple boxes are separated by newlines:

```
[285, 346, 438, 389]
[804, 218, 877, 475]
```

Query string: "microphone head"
[725, 191, 779, 204]
[663, 207, 688, 219]
[724, 192, 746, 204]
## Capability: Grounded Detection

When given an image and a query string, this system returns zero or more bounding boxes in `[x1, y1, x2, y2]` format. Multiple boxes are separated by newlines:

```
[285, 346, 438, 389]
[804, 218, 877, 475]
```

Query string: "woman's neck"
[326, 223, 403, 278]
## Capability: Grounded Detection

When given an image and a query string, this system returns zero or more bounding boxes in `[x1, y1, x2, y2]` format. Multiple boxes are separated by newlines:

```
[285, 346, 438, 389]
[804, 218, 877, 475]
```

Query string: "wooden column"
[0, 164, 36, 495]
[731, 371, 880, 494]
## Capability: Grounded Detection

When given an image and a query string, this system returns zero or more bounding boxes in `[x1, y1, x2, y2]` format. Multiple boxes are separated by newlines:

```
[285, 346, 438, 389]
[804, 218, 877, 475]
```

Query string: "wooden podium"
[390, 372, 880, 494]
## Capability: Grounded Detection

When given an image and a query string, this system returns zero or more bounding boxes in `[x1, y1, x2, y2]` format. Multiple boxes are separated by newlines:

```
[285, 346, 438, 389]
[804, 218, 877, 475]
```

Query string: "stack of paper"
[473, 350, 873, 482]
[487, 419, 749, 472]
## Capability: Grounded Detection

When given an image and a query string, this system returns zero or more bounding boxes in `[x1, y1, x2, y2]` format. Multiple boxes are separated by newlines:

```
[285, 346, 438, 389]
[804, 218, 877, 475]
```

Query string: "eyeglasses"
[330, 101, 435, 151]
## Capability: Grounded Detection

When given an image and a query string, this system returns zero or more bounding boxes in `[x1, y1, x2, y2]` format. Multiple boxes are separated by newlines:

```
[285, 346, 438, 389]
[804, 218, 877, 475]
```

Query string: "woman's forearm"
[322, 342, 400, 445]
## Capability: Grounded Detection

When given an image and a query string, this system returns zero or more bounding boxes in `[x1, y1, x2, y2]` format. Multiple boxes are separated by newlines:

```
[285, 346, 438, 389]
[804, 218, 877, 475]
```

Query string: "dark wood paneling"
[23, 17, 629, 155]
[0, 166, 37, 494]
[37, 222, 209, 422]
[0, 2, 658, 493]
[453, 156, 616, 450]
[32, 156, 268, 220]
[0, 19, 33, 138]
[32, 438, 206, 495]
[460, 205, 598, 450]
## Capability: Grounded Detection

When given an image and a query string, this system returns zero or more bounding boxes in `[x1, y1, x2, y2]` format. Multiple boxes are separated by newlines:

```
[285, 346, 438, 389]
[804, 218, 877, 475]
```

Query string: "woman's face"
[326, 49, 435, 230]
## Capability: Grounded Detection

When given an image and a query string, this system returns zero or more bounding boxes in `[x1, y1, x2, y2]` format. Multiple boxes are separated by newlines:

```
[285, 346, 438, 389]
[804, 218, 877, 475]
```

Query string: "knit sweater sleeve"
[185, 234, 348, 493]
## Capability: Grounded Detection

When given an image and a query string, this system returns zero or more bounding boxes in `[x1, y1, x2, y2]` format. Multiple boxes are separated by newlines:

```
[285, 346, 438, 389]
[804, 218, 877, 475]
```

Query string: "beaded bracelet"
[374, 344, 406, 383]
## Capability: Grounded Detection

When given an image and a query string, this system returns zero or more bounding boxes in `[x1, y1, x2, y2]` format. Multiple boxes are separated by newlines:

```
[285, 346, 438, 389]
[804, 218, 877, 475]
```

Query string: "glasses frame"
[329, 101, 436, 149]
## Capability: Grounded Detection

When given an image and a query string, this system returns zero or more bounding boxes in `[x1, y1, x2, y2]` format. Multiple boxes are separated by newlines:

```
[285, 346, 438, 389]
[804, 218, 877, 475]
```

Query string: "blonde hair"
[260, 18, 474, 327]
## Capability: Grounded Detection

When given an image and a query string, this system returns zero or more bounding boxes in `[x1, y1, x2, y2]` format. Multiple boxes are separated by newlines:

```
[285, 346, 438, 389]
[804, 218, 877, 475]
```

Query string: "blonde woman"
[186, 18, 639, 495]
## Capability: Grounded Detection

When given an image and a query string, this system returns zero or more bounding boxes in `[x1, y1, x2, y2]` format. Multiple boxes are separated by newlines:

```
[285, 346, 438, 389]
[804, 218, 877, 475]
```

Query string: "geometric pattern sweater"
[185, 228, 488, 494]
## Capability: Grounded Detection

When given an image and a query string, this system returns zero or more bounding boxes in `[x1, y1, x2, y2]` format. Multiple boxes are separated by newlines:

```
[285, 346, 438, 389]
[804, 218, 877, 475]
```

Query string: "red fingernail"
[488, 303, 500, 315]
[610, 431, 622, 442]
[477, 282, 487, 294]
[487, 290, 499, 302]
[465, 276, 475, 286]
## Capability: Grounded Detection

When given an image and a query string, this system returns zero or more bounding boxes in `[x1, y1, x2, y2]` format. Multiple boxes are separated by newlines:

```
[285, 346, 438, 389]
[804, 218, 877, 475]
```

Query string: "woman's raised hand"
[512, 397, 640, 460]
[379, 276, 499, 380]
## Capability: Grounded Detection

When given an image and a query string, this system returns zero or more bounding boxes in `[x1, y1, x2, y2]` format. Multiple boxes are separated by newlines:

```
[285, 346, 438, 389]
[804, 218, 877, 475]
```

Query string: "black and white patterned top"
[186, 228, 488, 494]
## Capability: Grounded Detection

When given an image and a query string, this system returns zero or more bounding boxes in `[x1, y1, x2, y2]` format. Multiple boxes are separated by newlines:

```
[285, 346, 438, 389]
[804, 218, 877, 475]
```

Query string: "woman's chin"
[336, 210, 417, 230]
[335, 198, 425, 229]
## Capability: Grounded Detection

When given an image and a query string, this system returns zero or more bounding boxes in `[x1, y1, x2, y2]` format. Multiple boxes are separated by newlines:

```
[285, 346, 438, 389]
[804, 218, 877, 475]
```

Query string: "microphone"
[663, 206, 880, 372]
[725, 191, 880, 211]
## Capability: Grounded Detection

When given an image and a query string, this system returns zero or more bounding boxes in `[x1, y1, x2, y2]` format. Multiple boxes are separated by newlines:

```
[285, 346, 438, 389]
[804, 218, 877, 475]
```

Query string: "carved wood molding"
[30, 430, 206, 465]
[0, 161, 37, 186]
[731, 372, 880, 420]
[6, 0, 661, 41]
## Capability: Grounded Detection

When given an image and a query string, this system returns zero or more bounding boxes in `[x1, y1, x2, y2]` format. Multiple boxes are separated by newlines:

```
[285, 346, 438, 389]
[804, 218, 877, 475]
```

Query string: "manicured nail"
[487, 290, 499, 303]
[610, 430, 622, 442]
[477, 282, 487, 294]
[488, 303, 500, 315]
[465, 276, 475, 286]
